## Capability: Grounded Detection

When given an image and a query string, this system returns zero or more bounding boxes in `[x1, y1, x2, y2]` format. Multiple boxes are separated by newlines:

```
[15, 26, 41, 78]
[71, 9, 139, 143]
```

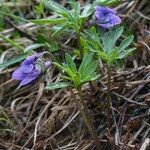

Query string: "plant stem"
[77, 88, 101, 150]
[106, 64, 111, 128]
[76, 30, 83, 57]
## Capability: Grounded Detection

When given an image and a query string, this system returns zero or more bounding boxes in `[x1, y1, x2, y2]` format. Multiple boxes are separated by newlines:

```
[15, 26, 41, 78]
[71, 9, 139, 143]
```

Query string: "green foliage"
[0, 53, 29, 69]
[24, 43, 45, 53]
[34, 0, 45, 18]
[96, 0, 120, 6]
[46, 53, 99, 89]
[45, 82, 70, 90]
[0, 34, 24, 52]
[32, 0, 95, 36]
[81, 26, 135, 66]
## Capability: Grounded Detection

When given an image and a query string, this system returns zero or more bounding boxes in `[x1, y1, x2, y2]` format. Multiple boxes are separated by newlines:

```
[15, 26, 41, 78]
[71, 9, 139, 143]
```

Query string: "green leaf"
[72, 72, 81, 88]
[79, 54, 93, 73]
[107, 49, 118, 65]
[61, 75, 72, 81]
[31, 18, 67, 24]
[46, 41, 58, 52]
[97, 51, 108, 61]
[90, 74, 100, 81]
[74, 2, 80, 21]
[0, 34, 24, 51]
[97, 0, 120, 6]
[81, 4, 94, 18]
[81, 61, 98, 80]
[117, 48, 136, 59]
[0, 128, 15, 133]
[0, 53, 29, 69]
[81, 74, 100, 83]
[53, 62, 66, 71]
[84, 27, 100, 45]
[101, 26, 124, 53]
[45, 82, 70, 90]
[52, 22, 76, 37]
[64, 67, 74, 78]
[24, 43, 45, 53]
[118, 35, 134, 53]
[65, 53, 77, 72]
[44, 0, 72, 19]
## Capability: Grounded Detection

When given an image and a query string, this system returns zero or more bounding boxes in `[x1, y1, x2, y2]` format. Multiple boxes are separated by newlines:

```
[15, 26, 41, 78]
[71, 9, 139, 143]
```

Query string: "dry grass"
[0, 0, 150, 150]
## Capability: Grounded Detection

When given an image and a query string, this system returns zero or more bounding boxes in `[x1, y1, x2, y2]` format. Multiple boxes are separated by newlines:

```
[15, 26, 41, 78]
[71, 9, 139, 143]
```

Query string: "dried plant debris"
[0, 0, 150, 150]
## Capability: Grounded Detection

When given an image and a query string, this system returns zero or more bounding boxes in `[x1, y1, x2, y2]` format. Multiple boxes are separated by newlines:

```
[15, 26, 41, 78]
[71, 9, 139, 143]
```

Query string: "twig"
[140, 138, 150, 150]
[106, 64, 111, 128]
[110, 98, 120, 146]
[127, 80, 150, 86]
[128, 123, 146, 146]
[45, 109, 80, 142]
[112, 92, 147, 106]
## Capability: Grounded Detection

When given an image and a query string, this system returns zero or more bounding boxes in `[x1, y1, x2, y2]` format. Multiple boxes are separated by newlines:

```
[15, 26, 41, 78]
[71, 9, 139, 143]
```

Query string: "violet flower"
[12, 53, 51, 87]
[95, 6, 121, 29]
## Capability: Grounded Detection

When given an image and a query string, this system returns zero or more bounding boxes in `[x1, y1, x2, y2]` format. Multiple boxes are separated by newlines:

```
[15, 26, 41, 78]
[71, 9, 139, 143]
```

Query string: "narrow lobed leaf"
[118, 35, 134, 53]
[65, 53, 77, 72]
[45, 82, 70, 90]
[31, 18, 67, 24]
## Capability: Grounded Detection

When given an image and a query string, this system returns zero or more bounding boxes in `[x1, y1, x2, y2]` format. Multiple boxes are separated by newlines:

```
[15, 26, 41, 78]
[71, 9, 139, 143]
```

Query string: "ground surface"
[0, 0, 150, 150]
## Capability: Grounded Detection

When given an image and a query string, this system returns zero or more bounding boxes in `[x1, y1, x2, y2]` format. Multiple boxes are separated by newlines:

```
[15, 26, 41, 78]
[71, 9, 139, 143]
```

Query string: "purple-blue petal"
[95, 6, 116, 14]
[22, 53, 43, 66]
[108, 14, 121, 25]
[95, 6, 116, 20]
[97, 14, 121, 29]
[18, 70, 40, 87]
[19, 77, 37, 87]
[12, 66, 26, 81]
[95, 6, 121, 29]
[12, 64, 35, 81]
[44, 61, 51, 68]
[22, 64, 34, 73]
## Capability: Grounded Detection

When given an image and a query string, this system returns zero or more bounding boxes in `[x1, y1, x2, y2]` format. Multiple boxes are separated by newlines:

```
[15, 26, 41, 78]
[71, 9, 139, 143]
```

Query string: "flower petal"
[44, 61, 51, 68]
[96, 14, 121, 29]
[108, 14, 121, 25]
[18, 70, 40, 87]
[19, 77, 36, 87]
[22, 53, 43, 66]
[96, 6, 116, 14]
[95, 6, 121, 29]
[95, 6, 116, 20]
[12, 67, 26, 80]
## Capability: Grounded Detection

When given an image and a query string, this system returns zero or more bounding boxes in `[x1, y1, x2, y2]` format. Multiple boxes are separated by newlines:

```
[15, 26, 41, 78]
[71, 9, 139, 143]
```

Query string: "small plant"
[83, 27, 135, 126]
[53, 53, 99, 89]
[81, 6, 136, 127]
[32, 0, 96, 56]
[2, 1, 137, 149]
[45, 53, 101, 149]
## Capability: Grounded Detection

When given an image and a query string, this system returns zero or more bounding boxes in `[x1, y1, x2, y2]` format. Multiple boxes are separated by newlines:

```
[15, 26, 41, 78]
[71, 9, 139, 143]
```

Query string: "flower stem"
[106, 64, 111, 128]
[71, 88, 101, 150]
[76, 30, 83, 58]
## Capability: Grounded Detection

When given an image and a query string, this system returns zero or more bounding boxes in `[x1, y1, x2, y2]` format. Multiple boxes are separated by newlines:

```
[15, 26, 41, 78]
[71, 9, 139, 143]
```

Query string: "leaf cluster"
[81, 26, 135, 66]
[32, 0, 95, 36]
[46, 53, 99, 90]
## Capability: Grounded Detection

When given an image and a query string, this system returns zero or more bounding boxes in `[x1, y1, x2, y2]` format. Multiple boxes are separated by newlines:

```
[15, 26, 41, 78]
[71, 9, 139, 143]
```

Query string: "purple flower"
[12, 53, 51, 87]
[95, 6, 121, 29]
